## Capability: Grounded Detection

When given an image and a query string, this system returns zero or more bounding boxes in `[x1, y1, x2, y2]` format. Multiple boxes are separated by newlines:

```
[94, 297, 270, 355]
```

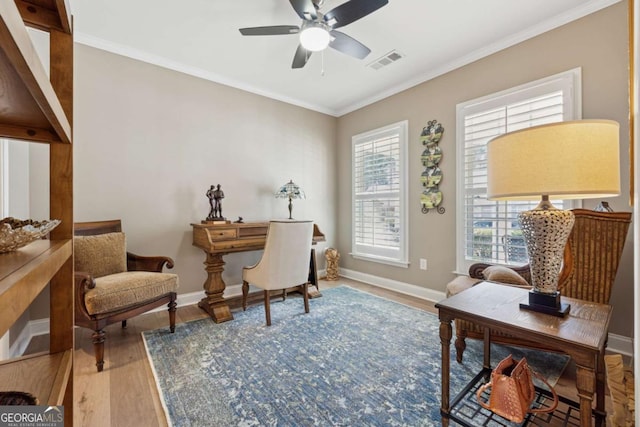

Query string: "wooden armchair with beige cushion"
[447, 209, 631, 363]
[74, 220, 179, 371]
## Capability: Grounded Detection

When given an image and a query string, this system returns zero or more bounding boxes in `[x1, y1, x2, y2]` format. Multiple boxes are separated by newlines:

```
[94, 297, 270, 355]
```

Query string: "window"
[352, 120, 408, 267]
[456, 69, 581, 272]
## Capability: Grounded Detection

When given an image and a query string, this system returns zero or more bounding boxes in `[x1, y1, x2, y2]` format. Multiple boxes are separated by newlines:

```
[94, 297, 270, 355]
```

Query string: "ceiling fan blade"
[329, 30, 371, 59]
[239, 25, 300, 36]
[289, 0, 317, 20]
[324, 0, 388, 29]
[292, 44, 312, 69]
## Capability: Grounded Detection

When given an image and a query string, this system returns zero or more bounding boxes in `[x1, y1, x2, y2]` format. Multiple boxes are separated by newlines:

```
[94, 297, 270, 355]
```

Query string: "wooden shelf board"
[0, 0, 71, 144]
[0, 349, 72, 405]
[0, 239, 71, 338]
[16, 0, 72, 34]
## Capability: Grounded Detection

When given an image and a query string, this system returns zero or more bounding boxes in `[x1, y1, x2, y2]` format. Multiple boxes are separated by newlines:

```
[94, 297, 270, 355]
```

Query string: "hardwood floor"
[25, 278, 614, 426]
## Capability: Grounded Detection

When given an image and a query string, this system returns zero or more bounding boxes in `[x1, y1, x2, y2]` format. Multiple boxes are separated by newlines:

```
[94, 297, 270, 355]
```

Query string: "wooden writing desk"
[436, 281, 611, 426]
[191, 221, 325, 323]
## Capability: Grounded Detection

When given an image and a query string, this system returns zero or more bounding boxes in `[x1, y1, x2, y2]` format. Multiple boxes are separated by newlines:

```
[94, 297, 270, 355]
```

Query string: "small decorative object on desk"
[0, 217, 61, 253]
[275, 179, 305, 220]
[325, 248, 340, 281]
[204, 184, 230, 224]
[476, 354, 558, 423]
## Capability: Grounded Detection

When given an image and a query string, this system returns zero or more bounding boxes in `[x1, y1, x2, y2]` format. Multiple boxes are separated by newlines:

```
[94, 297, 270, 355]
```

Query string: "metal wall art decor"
[420, 120, 445, 214]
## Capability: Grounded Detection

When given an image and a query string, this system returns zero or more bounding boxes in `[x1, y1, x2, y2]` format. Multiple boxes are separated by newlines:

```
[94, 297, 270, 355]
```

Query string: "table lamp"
[275, 180, 306, 219]
[487, 120, 620, 317]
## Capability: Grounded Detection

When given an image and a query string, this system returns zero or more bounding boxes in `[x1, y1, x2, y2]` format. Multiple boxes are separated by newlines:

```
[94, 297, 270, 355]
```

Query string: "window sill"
[350, 253, 409, 268]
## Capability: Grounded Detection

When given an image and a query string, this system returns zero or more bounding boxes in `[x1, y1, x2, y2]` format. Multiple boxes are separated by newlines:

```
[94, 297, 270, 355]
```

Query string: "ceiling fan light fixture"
[299, 25, 330, 51]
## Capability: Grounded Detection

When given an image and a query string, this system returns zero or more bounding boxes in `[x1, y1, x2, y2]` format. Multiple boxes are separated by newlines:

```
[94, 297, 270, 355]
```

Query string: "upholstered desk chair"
[242, 220, 314, 326]
[74, 220, 179, 372]
[450, 209, 631, 362]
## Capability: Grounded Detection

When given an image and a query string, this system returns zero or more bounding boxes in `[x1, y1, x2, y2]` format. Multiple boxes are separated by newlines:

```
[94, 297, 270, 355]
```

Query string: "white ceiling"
[69, 0, 620, 117]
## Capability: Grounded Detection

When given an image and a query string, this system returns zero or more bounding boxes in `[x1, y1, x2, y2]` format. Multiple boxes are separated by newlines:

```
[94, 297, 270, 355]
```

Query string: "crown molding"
[73, 32, 339, 117]
[74, 0, 622, 118]
[336, 0, 622, 115]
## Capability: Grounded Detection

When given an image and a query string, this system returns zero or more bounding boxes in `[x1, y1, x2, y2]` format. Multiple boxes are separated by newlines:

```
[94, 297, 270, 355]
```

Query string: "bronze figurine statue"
[206, 184, 225, 220]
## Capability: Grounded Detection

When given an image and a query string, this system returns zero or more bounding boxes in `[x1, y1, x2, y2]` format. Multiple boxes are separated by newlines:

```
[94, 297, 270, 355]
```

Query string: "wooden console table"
[191, 221, 325, 323]
[436, 281, 611, 427]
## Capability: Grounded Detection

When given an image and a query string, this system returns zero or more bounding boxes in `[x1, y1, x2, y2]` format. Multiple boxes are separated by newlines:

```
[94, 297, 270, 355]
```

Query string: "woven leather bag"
[476, 354, 558, 423]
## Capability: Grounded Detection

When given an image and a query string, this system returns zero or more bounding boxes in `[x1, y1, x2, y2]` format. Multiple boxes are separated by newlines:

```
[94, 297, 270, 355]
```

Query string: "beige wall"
[74, 44, 338, 291]
[30, 44, 338, 318]
[336, 2, 634, 337]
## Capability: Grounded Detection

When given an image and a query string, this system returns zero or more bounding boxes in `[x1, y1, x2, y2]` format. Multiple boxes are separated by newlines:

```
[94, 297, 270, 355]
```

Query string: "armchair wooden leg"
[169, 294, 177, 333]
[303, 282, 309, 314]
[264, 290, 271, 326]
[242, 281, 249, 311]
[92, 329, 106, 372]
[121, 320, 127, 329]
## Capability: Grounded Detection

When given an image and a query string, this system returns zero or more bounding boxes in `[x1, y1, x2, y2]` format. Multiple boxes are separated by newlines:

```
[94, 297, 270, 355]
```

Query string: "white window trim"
[455, 68, 582, 274]
[351, 120, 409, 268]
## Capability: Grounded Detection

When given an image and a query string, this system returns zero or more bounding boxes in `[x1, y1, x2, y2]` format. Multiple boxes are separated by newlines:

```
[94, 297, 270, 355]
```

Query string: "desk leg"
[575, 363, 595, 427]
[307, 248, 322, 299]
[198, 252, 233, 323]
[439, 317, 452, 426]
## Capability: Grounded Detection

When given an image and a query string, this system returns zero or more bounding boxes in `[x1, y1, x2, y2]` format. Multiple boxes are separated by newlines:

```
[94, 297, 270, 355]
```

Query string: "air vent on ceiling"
[368, 50, 405, 70]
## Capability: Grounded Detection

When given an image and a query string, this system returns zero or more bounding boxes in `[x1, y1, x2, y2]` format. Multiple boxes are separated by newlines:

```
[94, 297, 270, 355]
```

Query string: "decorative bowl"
[0, 218, 61, 253]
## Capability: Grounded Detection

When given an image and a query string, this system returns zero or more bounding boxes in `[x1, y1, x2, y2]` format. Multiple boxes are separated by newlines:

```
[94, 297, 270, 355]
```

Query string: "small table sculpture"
[206, 184, 226, 221]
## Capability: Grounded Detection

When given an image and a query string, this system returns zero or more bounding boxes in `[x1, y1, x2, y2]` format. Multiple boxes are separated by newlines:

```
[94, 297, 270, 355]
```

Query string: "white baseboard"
[9, 318, 49, 358]
[340, 268, 447, 302]
[152, 281, 259, 313]
[608, 333, 634, 358]
[156, 269, 329, 313]
[17, 270, 634, 359]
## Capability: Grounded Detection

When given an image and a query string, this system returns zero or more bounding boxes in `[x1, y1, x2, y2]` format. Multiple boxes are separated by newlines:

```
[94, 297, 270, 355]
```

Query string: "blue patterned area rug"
[142, 286, 569, 426]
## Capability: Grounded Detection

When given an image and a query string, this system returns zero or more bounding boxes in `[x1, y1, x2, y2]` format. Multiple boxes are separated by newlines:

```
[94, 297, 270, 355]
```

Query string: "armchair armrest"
[75, 271, 96, 320]
[126, 252, 174, 272]
[468, 262, 532, 284]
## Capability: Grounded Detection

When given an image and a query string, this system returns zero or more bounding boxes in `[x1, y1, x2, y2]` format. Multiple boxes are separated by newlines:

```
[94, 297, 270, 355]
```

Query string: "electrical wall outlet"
[419, 258, 427, 270]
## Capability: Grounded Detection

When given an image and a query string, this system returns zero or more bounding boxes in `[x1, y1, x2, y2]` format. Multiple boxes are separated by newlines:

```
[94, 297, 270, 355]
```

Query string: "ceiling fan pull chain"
[321, 50, 325, 76]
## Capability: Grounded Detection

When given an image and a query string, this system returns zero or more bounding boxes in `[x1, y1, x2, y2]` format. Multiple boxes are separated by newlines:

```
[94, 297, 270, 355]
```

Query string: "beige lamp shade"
[487, 120, 621, 201]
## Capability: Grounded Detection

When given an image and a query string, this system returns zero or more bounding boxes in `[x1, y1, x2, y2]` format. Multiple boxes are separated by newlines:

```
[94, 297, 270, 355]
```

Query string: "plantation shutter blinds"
[462, 90, 567, 265]
[353, 129, 401, 259]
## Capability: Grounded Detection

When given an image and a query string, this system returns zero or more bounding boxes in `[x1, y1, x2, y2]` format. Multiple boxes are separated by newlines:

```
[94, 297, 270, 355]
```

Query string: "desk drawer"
[206, 228, 237, 241]
[238, 226, 268, 238]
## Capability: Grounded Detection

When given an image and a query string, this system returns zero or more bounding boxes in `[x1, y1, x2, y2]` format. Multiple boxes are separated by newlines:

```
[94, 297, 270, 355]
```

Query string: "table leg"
[483, 327, 491, 370]
[575, 363, 595, 427]
[198, 251, 233, 323]
[595, 351, 606, 426]
[439, 317, 452, 426]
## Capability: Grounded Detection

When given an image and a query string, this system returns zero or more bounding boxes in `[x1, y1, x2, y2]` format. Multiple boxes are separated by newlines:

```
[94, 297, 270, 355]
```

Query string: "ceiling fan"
[239, 0, 388, 69]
